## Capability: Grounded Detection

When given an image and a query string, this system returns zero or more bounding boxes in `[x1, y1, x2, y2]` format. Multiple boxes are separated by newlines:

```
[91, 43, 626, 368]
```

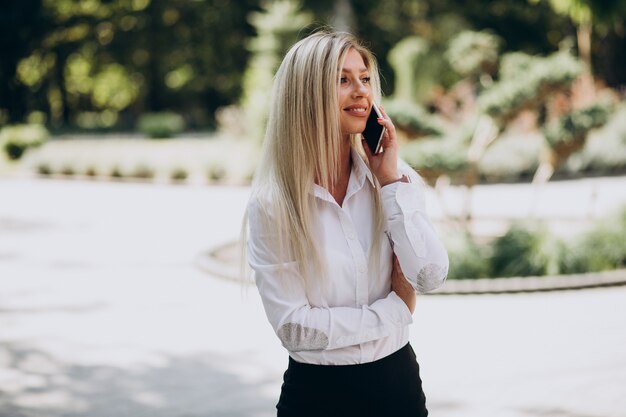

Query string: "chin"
[342, 124, 366, 136]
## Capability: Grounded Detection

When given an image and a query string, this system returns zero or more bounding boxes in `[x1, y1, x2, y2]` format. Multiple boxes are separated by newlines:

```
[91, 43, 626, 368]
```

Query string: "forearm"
[381, 174, 449, 293]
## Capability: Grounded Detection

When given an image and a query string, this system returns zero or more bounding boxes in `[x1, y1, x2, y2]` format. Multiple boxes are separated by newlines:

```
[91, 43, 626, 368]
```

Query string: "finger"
[378, 105, 389, 120]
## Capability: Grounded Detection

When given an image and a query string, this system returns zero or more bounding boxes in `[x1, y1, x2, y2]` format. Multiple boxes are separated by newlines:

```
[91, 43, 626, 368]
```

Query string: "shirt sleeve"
[380, 159, 449, 293]
[247, 197, 413, 353]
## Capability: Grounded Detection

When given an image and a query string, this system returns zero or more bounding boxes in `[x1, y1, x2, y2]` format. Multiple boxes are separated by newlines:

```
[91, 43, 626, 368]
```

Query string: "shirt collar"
[311, 147, 375, 203]
[351, 147, 375, 188]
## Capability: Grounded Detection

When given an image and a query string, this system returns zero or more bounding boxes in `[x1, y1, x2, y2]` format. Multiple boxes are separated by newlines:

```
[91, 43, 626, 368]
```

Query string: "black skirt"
[276, 343, 428, 417]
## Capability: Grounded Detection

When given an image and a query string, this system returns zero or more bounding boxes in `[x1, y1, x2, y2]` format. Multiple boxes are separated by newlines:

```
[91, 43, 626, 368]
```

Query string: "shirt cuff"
[388, 291, 414, 323]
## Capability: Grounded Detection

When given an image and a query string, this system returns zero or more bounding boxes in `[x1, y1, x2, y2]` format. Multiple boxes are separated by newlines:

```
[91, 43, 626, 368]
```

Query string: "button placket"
[339, 209, 369, 307]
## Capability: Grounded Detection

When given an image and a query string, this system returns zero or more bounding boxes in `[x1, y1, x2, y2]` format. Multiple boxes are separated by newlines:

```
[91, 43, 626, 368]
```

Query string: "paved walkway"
[1, 177, 626, 417]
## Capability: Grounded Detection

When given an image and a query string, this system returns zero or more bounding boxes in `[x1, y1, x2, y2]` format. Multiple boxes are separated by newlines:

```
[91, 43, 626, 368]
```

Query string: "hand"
[391, 255, 416, 314]
[361, 105, 399, 187]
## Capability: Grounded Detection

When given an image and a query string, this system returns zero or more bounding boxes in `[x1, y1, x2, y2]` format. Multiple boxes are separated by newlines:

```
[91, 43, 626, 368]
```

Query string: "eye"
[361, 76, 371, 84]
[339, 76, 348, 84]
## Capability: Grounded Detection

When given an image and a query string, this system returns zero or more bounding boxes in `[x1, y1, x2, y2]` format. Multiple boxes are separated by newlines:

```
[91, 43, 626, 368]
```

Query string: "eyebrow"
[341, 67, 368, 73]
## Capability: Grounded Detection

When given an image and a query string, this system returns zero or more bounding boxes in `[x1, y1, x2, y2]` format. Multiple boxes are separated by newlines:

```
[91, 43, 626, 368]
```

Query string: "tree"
[530, 0, 626, 98]
[0, 0, 49, 123]
[238, 0, 312, 142]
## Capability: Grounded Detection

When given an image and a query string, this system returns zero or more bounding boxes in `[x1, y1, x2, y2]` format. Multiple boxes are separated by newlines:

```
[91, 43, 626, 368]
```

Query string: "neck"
[326, 137, 352, 207]
[314, 136, 352, 206]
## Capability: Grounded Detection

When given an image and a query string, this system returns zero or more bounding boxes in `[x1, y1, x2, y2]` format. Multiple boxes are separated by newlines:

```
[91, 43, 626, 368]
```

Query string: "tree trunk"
[576, 20, 595, 105]
[146, 1, 164, 111]
[54, 46, 71, 126]
[332, 0, 355, 32]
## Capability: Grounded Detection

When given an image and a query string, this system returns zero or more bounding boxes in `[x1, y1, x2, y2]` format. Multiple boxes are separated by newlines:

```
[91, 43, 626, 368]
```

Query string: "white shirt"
[247, 149, 449, 365]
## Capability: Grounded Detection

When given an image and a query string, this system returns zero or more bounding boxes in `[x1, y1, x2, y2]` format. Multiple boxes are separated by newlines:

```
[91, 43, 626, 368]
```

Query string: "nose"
[352, 80, 369, 97]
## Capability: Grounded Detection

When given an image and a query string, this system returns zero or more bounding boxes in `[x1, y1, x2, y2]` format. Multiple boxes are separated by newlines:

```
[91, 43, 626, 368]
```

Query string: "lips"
[343, 104, 368, 117]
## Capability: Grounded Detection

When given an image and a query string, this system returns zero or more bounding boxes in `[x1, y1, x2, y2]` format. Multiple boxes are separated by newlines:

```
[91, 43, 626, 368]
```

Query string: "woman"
[245, 31, 449, 417]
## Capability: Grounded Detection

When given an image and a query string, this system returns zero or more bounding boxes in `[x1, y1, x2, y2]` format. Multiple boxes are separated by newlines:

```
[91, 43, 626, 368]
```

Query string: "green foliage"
[498, 52, 537, 80]
[445, 233, 491, 279]
[60, 165, 75, 176]
[0, 124, 49, 160]
[383, 100, 444, 137]
[559, 207, 626, 273]
[85, 166, 98, 177]
[130, 164, 155, 179]
[445, 207, 626, 278]
[446, 30, 502, 78]
[37, 162, 53, 176]
[388, 36, 432, 103]
[565, 103, 626, 174]
[208, 164, 226, 182]
[137, 112, 185, 139]
[478, 134, 542, 182]
[109, 165, 123, 178]
[543, 100, 613, 148]
[400, 137, 469, 183]
[478, 51, 582, 122]
[240, 0, 312, 142]
[3, 0, 258, 126]
[170, 167, 188, 182]
[490, 222, 561, 277]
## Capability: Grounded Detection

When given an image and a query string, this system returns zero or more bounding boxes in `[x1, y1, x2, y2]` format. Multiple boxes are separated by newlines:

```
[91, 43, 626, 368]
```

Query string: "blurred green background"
[2, 0, 626, 279]
[2, 0, 625, 130]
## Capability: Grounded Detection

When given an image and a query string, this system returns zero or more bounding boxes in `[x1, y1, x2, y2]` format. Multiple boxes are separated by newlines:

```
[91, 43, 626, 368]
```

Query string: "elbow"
[276, 322, 329, 352]
[414, 258, 448, 293]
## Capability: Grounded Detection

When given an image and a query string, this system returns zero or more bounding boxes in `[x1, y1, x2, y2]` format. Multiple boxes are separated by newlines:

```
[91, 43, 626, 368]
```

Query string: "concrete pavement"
[1, 177, 625, 417]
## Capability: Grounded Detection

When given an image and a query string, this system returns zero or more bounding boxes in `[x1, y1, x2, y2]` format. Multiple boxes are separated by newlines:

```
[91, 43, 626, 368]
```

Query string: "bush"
[446, 30, 501, 78]
[85, 166, 98, 177]
[60, 165, 75, 176]
[137, 112, 185, 139]
[543, 100, 613, 149]
[490, 222, 561, 277]
[400, 137, 468, 184]
[478, 134, 542, 182]
[445, 233, 491, 279]
[109, 166, 123, 178]
[130, 164, 155, 179]
[444, 207, 626, 279]
[170, 167, 188, 182]
[564, 103, 626, 175]
[0, 124, 49, 160]
[383, 100, 444, 138]
[478, 51, 582, 122]
[207, 164, 226, 182]
[36, 162, 52, 176]
[560, 208, 626, 273]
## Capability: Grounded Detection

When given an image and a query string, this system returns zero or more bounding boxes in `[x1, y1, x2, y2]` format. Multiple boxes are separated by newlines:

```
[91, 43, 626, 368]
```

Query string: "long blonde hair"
[244, 31, 385, 287]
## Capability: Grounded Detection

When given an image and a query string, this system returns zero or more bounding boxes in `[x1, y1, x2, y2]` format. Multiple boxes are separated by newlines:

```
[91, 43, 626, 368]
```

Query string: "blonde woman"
[246, 31, 449, 417]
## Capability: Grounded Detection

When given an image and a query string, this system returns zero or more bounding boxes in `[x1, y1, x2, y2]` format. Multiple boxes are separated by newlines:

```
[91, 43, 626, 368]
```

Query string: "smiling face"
[338, 48, 372, 139]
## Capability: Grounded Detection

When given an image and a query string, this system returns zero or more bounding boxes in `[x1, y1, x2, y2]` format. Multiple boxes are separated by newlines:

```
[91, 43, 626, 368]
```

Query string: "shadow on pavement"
[0, 342, 277, 417]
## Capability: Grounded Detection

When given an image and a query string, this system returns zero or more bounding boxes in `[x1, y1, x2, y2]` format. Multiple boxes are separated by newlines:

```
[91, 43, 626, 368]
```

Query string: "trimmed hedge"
[1, 124, 48, 160]
[137, 112, 185, 139]
[447, 206, 626, 279]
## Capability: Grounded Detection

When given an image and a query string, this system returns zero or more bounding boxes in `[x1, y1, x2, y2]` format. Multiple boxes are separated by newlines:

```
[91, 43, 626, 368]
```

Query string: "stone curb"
[195, 242, 626, 295]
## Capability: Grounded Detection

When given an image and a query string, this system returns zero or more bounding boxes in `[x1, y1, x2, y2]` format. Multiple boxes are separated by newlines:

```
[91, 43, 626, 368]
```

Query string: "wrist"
[379, 174, 410, 187]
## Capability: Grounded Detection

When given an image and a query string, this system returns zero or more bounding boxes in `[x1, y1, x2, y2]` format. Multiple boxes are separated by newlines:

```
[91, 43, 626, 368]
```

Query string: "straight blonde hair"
[243, 31, 385, 290]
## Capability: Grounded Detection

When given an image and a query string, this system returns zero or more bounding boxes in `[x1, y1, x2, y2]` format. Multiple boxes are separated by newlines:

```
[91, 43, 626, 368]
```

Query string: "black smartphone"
[362, 102, 386, 154]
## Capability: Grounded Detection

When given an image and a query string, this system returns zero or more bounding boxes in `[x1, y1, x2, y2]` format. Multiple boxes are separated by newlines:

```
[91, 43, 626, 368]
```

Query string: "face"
[338, 48, 372, 138]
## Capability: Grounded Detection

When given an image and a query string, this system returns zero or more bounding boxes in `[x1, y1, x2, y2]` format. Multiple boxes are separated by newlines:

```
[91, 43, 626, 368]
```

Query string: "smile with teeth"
[344, 106, 368, 117]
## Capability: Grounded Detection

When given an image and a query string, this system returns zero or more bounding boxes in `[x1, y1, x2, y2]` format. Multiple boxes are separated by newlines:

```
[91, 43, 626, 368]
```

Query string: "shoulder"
[247, 189, 276, 229]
